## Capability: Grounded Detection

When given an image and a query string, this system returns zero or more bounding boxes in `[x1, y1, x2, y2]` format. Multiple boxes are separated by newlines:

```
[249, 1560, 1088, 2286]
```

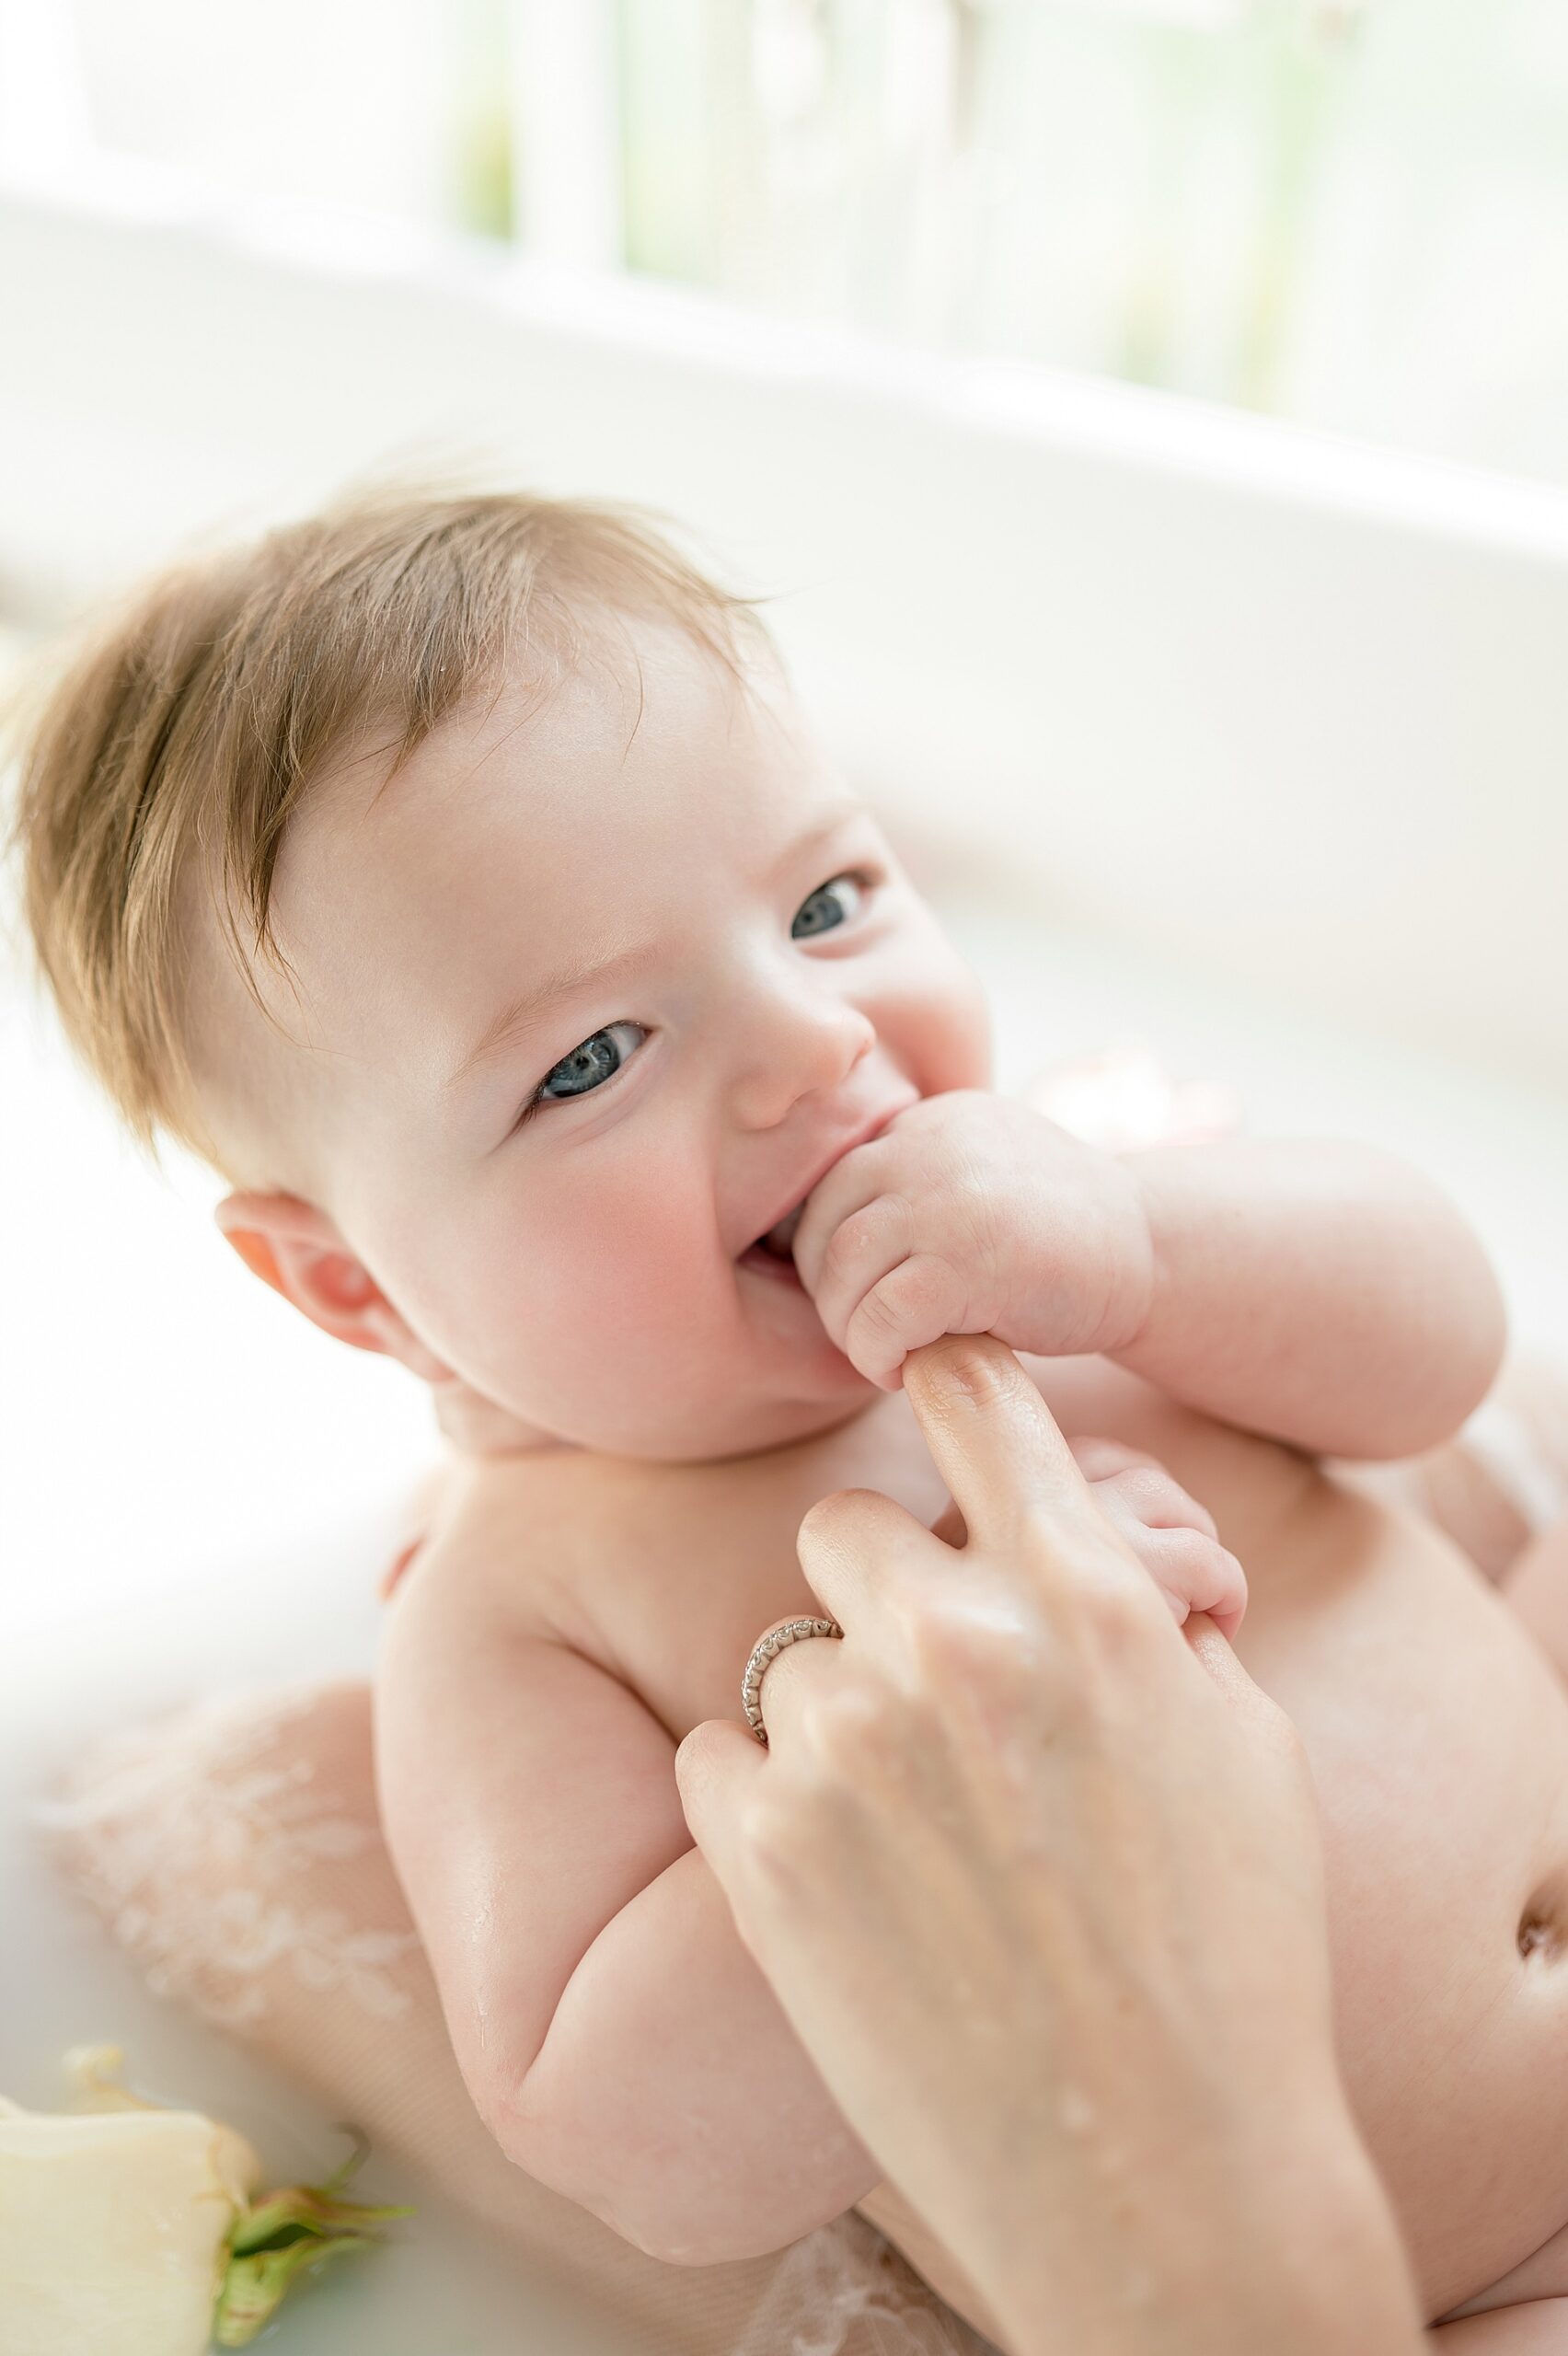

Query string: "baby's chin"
[452, 1283, 882, 1461]
[704, 1382, 882, 1463]
[637, 1317, 886, 1462]
[469, 1348, 880, 1465]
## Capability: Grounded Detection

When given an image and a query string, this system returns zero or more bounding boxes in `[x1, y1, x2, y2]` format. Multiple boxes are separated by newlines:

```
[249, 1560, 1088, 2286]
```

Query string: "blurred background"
[3, 9, 1567, 2351]
[4, 0, 1566, 1068]
[6, 0, 1568, 479]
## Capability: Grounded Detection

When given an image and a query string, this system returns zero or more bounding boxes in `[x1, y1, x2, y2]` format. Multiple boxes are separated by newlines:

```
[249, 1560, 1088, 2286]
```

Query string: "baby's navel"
[1517, 1899, 1562, 1962]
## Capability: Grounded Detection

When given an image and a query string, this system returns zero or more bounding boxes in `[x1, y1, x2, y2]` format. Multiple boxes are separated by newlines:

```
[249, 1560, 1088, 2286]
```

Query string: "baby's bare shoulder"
[386, 1449, 628, 1647]
[386, 1439, 787, 1669]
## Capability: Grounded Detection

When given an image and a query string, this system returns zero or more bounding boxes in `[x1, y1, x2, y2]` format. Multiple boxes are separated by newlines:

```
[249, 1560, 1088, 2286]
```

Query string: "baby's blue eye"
[535, 1021, 647, 1104]
[792, 875, 864, 940]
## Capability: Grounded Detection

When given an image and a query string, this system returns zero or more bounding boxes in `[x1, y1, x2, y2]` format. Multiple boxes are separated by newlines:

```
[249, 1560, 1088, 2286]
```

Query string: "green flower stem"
[213, 2164, 414, 2347]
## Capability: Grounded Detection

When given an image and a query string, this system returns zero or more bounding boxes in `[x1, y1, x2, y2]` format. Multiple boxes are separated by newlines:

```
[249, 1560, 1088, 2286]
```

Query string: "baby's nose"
[731, 992, 875, 1130]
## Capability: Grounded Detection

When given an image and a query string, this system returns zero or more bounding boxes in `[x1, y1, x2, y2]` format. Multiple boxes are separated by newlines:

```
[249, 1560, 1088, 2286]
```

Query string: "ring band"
[742, 1617, 844, 1745]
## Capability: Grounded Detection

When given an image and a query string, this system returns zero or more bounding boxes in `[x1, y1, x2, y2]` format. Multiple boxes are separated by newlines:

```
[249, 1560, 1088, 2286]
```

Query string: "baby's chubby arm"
[1113, 1129, 1505, 1456]
[793, 1093, 1506, 1461]
[373, 1505, 881, 2267]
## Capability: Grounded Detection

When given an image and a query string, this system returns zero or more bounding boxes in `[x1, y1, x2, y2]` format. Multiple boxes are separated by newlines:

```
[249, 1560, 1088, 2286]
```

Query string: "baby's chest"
[580, 1406, 955, 1742]
[566, 1352, 1292, 1740]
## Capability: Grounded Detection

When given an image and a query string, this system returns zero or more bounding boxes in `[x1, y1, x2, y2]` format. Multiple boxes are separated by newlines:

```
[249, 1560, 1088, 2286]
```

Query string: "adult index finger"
[901, 1336, 1107, 1558]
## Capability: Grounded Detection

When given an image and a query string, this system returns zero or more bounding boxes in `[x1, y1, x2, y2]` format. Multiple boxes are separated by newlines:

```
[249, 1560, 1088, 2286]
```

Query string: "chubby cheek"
[458, 1145, 735, 1430]
[548, 1160, 709, 1354]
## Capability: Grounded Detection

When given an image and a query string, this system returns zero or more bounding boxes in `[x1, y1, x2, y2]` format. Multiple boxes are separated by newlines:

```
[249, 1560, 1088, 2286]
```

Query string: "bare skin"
[25, 503, 1560, 2345]
[375, 1346, 1568, 2344]
[678, 1337, 1429, 2356]
[174, 616, 1540, 2336]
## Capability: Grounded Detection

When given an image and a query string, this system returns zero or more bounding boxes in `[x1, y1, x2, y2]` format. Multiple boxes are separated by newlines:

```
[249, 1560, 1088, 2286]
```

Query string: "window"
[4, 0, 1566, 485]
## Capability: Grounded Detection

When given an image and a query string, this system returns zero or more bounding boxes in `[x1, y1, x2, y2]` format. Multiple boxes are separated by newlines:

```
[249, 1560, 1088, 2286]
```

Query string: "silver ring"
[742, 1617, 844, 1745]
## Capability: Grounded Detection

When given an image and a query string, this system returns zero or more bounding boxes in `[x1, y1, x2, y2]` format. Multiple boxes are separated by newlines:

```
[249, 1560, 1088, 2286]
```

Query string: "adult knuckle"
[740, 1787, 818, 1890]
[906, 1588, 1049, 1701]
[812, 1682, 899, 1774]
[1013, 1489, 1106, 1575]
[1070, 1563, 1161, 1668]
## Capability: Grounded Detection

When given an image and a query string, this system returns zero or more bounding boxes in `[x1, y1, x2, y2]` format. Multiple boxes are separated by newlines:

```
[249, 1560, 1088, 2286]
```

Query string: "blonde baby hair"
[9, 489, 759, 1172]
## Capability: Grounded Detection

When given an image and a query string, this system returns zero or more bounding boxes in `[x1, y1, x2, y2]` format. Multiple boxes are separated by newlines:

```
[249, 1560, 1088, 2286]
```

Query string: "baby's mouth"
[739, 1202, 806, 1288]
[760, 1204, 805, 1258]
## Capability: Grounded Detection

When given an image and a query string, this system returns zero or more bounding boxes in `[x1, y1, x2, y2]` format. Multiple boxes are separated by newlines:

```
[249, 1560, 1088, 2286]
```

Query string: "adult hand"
[674, 1337, 1422, 2356]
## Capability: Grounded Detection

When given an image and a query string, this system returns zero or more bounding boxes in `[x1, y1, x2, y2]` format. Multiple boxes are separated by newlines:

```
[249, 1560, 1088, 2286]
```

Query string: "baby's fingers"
[790, 1145, 894, 1303]
[1069, 1448, 1219, 1542]
[843, 1253, 974, 1390]
[1079, 1450, 1244, 1639]
[804, 1193, 917, 1355]
[1133, 1527, 1248, 1642]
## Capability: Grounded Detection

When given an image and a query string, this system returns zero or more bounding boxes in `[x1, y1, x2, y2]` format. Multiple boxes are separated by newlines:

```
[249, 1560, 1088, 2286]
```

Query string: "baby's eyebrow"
[444, 941, 642, 1092]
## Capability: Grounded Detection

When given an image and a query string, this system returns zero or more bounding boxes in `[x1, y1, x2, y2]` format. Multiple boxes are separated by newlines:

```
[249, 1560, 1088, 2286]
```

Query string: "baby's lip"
[738, 1098, 915, 1262]
[762, 1202, 806, 1257]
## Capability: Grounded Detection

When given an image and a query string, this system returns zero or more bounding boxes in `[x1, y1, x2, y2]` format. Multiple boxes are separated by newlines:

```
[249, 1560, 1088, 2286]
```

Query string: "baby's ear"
[213, 1192, 450, 1381]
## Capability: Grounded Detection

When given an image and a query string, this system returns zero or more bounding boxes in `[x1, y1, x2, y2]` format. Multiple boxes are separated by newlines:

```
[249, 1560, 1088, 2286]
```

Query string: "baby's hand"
[1066, 1436, 1247, 1640]
[791, 1091, 1155, 1391]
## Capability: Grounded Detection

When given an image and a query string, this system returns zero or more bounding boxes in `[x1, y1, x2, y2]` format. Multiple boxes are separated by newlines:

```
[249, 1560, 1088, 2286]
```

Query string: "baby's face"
[270, 629, 990, 1457]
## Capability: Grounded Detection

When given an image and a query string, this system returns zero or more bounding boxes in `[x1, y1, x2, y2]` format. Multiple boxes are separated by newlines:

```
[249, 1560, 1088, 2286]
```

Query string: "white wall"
[3, 179, 1567, 1091]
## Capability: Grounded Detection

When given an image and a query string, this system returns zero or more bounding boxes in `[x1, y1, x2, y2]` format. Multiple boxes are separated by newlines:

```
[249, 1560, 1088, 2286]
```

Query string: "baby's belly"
[857, 1489, 1568, 2338]
[1235, 1483, 1568, 2318]
[571, 1376, 1568, 2322]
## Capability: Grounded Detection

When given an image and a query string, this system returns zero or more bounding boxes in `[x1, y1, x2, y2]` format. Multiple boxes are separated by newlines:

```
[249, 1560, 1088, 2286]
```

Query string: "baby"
[17, 491, 1568, 2347]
